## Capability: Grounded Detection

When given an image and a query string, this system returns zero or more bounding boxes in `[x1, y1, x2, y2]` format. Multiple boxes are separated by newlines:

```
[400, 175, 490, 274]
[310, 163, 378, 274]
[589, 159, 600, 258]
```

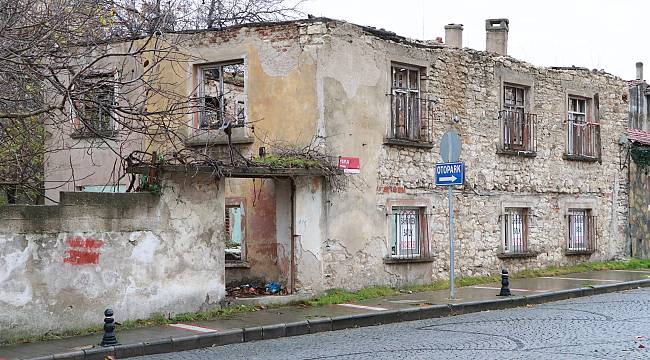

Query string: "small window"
[225, 204, 245, 262]
[389, 207, 430, 259]
[502, 208, 529, 254]
[389, 64, 432, 143]
[197, 61, 246, 129]
[566, 95, 600, 159]
[71, 74, 116, 136]
[567, 209, 596, 253]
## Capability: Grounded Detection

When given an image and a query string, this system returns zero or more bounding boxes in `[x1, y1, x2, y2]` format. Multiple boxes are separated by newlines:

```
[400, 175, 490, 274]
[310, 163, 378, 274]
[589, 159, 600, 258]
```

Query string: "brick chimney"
[485, 18, 509, 55]
[444, 24, 463, 48]
[637, 62, 644, 81]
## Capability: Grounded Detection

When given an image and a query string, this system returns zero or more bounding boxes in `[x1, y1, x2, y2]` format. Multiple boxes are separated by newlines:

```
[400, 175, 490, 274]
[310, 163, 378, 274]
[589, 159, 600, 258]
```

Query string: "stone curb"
[27, 278, 650, 359]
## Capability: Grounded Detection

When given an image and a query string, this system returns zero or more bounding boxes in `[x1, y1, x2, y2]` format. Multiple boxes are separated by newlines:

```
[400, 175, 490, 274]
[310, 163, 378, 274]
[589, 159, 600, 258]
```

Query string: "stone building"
[4, 16, 634, 339]
[44, 17, 632, 291]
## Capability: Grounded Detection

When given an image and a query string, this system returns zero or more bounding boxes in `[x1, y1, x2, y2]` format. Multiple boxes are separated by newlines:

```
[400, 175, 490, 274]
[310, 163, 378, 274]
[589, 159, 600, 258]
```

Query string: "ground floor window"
[390, 207, 430, 259]
[503, 207, 529, 254]
[567, 209, 595, 252]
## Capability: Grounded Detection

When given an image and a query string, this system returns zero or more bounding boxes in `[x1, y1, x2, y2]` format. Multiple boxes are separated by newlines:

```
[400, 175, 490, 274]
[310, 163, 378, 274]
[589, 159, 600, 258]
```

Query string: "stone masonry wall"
[316, 21, 630, 289]
[0, 173, 225, 343]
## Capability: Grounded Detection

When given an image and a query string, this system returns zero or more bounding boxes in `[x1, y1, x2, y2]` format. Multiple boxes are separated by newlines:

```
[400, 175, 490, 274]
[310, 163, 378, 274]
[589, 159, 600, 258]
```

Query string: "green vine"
[631, 144, 650, 169]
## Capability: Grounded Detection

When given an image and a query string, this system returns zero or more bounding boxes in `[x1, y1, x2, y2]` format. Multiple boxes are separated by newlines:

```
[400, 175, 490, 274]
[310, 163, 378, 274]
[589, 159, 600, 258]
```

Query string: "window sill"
[497, 251, 538, 259]
[383, 256, 435, 264]
[186, 128, 253, 146]
[384, 138, 434, 149]
[496, 149, 537, 158]
[565, 249, 595, 256]
[225, 261, 250, 268]
[70, 130, 118, 139]
[562, 154, 600, 163]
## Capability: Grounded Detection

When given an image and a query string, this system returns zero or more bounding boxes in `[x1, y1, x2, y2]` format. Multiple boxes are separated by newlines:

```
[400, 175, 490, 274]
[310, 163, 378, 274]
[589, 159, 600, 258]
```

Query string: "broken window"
[71, 74, 116, 136]
[225, 203, 245, 262]
[499, 84, 536, 153]
[567, 209, 596, 252]
[390, 64, 429, 142]
[502, 208, 528, 254]
[197, 61, 246, 129]
[566, 95, 600, 159]
[390, 207, 430, 259]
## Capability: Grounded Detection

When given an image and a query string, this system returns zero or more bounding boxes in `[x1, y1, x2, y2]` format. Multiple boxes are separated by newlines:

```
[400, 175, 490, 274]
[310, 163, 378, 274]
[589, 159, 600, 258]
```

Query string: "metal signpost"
[438, 129, 463, 300]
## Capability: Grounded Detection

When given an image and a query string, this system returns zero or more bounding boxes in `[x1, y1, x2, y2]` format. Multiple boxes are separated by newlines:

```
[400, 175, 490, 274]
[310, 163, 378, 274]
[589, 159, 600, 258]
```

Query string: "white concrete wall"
[0, 173, 225, 343]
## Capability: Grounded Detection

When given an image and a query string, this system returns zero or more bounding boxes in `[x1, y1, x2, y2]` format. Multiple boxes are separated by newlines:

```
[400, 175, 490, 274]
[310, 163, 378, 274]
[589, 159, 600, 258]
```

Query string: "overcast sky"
[303, 0, 644, 80]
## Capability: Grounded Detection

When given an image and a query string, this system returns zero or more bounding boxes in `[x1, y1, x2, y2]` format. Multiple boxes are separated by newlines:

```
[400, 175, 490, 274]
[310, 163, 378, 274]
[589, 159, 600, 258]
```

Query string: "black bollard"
[100, 308, 119, 346]
[497, 268, 512, 296]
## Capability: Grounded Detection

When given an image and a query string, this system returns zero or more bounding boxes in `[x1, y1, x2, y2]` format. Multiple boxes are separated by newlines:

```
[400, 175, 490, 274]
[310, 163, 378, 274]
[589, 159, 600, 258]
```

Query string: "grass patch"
[251, 155, 321, 169]
[308, 286, 399, 306]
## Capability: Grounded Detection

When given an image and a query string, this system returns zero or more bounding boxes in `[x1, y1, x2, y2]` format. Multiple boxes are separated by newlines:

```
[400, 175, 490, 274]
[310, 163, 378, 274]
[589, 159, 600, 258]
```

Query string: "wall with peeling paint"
[0, 173, 225, 343]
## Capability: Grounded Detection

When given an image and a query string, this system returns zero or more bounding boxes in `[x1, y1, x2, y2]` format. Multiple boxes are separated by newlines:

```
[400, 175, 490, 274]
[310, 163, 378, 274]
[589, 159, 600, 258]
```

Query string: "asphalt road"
[135, 288, 650, 360]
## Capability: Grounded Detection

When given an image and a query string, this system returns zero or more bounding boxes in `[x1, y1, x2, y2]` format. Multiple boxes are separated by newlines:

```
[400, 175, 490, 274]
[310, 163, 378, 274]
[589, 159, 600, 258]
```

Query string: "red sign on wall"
[63, 236, 104, 265]
[338, 157, 360, 174]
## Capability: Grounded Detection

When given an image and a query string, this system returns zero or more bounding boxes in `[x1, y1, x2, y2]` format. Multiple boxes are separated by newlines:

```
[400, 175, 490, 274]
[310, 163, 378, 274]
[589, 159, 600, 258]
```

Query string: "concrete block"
[28, 356, 54, 360]
[399, 307, 421, 322]
[52, 350, 85, 360]
[216, 329, 244, 346]
[83, 346, 115, 360]
[592, 283, 619, 295]
[331, 313, 380, 330]
[114, 342, 145, 358]
[196, 332, 220, 348]
[419, 304, 451, 319]
[285, 320, 310, 337]
[243, 326, 263, 342]
[307, 317, 332, 333]
[262, 323, 286, 339]
[143, 338, 173, 355]
[171, 334, 200, 352]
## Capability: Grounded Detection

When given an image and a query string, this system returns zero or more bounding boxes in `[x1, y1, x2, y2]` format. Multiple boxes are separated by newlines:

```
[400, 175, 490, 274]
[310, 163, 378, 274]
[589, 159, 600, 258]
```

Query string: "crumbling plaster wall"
[314, 21, 629, 289]
[0, 173, 225, 343]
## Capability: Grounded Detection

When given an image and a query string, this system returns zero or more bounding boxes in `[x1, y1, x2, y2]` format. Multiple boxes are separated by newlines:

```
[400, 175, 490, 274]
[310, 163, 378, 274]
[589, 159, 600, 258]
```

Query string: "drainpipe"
[290, 178, 296, 293]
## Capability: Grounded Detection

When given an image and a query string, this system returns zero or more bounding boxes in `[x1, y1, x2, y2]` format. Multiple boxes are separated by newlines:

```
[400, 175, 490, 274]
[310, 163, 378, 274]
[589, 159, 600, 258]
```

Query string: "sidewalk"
[3, 269, 650, 360]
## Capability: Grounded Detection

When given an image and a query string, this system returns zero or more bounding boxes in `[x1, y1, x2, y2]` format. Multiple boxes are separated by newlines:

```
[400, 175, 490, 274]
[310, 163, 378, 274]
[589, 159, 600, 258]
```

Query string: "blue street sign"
[435, 162, 464, 186]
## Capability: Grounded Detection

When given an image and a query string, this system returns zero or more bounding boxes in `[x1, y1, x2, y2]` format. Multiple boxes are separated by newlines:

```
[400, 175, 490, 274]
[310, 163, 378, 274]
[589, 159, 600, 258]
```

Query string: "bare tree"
[0, 0, 305, 204]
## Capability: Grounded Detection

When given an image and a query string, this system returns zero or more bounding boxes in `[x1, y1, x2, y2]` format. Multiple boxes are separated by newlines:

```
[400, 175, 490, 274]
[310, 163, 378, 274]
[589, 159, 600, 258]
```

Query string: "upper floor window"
[565, 95, 601, 161]
[498, 84, 537, 154]
[71, 74, 116, 137]
[197, 61, 246, 129]
[388, 64, 433, 145]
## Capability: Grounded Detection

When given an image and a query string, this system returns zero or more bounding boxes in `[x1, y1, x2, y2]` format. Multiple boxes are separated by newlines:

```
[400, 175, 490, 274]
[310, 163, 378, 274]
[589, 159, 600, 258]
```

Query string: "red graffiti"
[63, 237, 103, 265]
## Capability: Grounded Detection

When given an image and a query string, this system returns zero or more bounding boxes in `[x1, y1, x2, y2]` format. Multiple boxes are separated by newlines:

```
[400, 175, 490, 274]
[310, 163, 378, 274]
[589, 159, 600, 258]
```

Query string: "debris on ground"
[226, 281, 288, 298]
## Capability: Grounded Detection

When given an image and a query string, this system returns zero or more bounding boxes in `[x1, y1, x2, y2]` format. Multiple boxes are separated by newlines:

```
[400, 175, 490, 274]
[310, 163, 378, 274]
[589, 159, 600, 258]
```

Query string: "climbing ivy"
[631, 144, 650, 169]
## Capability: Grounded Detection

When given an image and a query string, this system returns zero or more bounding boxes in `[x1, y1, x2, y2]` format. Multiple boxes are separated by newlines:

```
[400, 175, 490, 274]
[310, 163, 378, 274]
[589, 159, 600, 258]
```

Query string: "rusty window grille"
[198, 61, 246, 129]
[499, 110, 537, 153]
[389, 65, 433, 143]
[567, 96, 601, 159]
[502, 208, 529, 254]
[389, 208, 431, 260]
[567, 209, 597, 253]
